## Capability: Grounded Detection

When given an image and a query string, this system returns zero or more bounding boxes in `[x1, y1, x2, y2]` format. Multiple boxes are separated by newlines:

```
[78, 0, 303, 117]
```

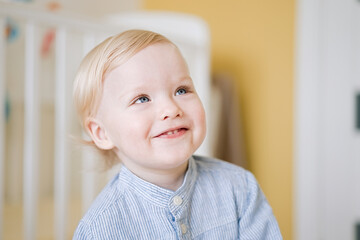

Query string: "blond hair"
[73, 30, 173, 168]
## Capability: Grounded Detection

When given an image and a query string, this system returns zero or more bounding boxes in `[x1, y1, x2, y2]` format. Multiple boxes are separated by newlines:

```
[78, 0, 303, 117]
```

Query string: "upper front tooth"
[166, 129, 178, 135]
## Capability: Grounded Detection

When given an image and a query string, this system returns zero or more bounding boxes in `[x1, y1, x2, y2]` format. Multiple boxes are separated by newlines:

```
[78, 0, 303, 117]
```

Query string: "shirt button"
[173, 196, 183, 206]
[180, 224, 187, 234]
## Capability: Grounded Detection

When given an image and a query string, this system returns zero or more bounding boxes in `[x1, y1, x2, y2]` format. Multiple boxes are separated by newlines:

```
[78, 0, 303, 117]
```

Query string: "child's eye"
[175, 88, 187, 96]
[134, 96, 150, 104]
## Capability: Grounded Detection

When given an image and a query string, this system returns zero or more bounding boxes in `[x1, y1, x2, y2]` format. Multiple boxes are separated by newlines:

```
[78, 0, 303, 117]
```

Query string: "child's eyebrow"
[117, 76, 194, 100]
[117, 86, 145, 100]
[178, 76, 193, 83]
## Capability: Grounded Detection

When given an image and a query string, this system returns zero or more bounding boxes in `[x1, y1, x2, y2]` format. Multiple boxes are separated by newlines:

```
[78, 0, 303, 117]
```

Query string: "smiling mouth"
[155, 128, 188, 138]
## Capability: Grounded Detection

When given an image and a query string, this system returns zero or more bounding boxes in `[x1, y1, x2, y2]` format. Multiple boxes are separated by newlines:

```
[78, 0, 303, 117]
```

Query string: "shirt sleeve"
[238, 171, 283, 240]
[73, 220, 94, 240]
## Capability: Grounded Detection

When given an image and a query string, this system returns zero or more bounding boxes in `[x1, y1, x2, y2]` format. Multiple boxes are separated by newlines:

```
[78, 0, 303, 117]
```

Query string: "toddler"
[73, 29, 282, 239]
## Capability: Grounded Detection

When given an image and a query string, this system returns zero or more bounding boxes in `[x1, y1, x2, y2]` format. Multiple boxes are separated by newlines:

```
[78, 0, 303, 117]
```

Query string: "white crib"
[0, 3, 211, 240]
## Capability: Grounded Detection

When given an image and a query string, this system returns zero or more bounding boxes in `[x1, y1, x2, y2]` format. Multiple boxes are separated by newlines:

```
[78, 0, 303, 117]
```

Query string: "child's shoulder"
[192, 155, 259, 189]
[79, 172, 124, 225]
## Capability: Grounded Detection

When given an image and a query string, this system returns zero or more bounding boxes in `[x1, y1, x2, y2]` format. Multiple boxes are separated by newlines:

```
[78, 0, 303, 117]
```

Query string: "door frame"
[294, 0, 322, 239]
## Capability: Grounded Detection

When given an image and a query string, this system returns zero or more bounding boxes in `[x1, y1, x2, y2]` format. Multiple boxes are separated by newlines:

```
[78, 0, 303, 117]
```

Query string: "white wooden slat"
[54, 27, 68, 240]
[81, 34, 97, 213]
[0, 17, 6, 240]
[193, 47, 211, 156]
[23, 21, 40, 240]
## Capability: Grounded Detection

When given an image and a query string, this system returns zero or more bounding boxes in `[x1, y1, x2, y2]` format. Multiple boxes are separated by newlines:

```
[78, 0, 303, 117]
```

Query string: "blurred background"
[1, 0, 360, 239]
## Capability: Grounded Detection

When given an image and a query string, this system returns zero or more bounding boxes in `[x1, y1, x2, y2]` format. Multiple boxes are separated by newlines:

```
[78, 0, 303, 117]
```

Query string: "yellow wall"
[143, 1, 294, 239]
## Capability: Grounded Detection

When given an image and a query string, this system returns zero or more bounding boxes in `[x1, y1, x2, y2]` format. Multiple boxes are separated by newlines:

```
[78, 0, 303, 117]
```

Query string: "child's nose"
[159, 99, 183, 120]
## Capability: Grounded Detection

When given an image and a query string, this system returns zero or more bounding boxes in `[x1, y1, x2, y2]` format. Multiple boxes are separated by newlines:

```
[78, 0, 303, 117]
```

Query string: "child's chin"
[154, 155, 190, 168]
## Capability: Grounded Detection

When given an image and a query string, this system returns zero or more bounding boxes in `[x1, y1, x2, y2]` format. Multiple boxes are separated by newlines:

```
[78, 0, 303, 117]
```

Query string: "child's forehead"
[105, 42, 178, 75]
[108, 43, 186, 75]
[131, 42, 179, 61]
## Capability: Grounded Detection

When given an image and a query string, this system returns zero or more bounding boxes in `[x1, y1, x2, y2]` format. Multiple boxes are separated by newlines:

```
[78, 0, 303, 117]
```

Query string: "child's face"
[92, 43, 206, 176]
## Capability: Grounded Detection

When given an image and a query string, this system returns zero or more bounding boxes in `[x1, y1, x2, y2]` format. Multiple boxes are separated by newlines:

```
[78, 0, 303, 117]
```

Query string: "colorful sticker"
[41, 1, 62, 57]
[5, 18, 19, 43]
[41, 29, 56, 57]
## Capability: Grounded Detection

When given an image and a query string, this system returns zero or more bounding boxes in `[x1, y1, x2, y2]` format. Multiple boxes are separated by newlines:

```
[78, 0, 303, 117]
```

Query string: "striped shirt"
[73, 155, 282, 239]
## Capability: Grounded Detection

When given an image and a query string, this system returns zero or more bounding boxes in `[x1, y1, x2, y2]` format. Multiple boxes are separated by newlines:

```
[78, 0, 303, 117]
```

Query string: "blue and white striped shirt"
[73, 155, 282, 239]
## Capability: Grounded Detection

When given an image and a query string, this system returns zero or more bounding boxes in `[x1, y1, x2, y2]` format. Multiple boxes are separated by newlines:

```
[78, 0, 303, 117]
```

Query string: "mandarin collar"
[118, 156, 198, 209]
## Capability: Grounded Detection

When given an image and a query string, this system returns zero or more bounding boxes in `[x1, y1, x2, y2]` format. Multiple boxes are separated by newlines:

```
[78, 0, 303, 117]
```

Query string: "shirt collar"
[118, 156, 198, 209]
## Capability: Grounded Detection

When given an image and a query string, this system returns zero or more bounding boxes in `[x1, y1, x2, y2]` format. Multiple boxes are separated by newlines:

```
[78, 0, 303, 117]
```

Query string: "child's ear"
[85, 118, 114, 150]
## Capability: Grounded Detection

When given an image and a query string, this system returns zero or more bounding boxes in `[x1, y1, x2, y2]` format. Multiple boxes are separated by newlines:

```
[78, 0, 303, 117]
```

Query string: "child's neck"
[126, 161, 188, 191]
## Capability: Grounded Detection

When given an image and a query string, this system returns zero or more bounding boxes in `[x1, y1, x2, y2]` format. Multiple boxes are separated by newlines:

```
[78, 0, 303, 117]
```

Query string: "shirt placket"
[169, 194, 191, 240]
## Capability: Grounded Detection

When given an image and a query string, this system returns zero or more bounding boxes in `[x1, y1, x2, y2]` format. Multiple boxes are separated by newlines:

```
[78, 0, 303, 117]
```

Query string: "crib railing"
[0, 3, 120, 240]
[0, 3, 211, 240]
